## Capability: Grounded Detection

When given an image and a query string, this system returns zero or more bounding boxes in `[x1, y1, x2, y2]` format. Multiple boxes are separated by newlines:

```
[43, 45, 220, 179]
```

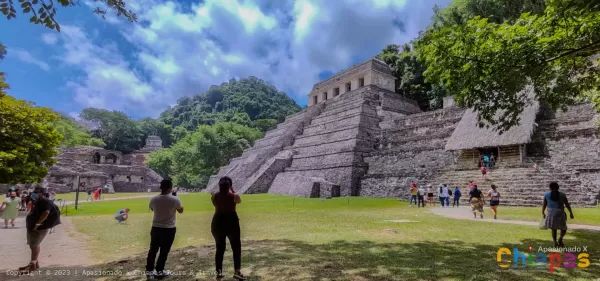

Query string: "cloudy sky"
[0, 0, 452, 119]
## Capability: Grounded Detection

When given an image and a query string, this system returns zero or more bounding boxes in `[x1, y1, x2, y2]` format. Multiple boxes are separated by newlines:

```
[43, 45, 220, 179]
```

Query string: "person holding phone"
[211, 177, 246, 280]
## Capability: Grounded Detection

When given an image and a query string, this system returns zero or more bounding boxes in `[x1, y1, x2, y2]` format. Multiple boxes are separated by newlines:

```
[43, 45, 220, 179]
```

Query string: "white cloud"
[57, 0, 451, 116]
[41, 33, 58, 45]
[11, 49, 50, 71]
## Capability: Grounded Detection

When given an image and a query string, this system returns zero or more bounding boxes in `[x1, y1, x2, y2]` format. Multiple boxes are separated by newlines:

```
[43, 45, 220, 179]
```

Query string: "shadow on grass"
[3, 230, 599, 281]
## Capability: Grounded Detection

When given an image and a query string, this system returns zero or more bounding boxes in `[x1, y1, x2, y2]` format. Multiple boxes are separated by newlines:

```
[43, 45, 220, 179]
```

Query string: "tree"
[159, 77, 301, 131]
[54, 114, 104, 147]
[146, 122, 262, 188]
[378, 44, 446, 111]
[418, 0, 600, 132]
[79, 108, 142, 153]
[1, 0, 136, 31]
[0, 75, 62, 183]
[138, 118, 173, 147]
[432, 0, 546, 27]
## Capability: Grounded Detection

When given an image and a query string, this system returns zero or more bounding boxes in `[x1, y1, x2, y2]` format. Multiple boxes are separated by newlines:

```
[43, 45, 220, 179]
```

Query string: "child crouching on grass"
[114, 208, 130, 224]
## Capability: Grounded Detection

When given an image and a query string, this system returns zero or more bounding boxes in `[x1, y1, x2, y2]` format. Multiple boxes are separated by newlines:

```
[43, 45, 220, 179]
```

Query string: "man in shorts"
[115, 208, 130, 224]
[19, 187, 53, 273]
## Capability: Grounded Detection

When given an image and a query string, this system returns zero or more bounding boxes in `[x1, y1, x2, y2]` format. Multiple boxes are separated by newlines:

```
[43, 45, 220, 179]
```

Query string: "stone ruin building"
[207, 56, 600, 206]
[0, 137, 164, 195]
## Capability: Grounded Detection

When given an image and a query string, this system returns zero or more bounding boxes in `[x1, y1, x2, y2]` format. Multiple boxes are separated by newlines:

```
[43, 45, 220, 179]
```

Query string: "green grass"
[497, 206, 600, 226]
[63, 194, 600, 281]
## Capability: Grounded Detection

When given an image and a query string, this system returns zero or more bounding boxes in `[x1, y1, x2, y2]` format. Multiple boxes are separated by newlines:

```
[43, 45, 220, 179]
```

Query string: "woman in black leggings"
[211, 176, 246, 280]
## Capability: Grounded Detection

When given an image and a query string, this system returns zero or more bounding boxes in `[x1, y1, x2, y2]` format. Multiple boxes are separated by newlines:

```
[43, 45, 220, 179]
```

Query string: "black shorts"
[490, 200, 500, 206]
[427, 193, 434, 197]
[482, 171, 487, 175]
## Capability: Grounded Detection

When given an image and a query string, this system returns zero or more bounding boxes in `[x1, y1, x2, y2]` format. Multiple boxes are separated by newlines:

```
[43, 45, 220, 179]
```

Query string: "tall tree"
[418, 0, 600, 132]
[379, 44, 446, 111]
[1, 0, 136, 31]
[79, 108, 142, 153]
[0, 75, 62, 183]
[54, 114, 105, 147]
[146, 122, 262, 188]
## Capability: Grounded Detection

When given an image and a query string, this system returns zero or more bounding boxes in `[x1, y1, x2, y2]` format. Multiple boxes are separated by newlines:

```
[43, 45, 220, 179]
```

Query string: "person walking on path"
[542, 182, 575, 247]
[93, 188, 99, 201]
[1, 191, 20, 228]
[87, 189, 92, 201]
[481, 166, 488, 180]
[487, 185, 501, 219]
[98, 187, 103, 200]
[211, 176, 246, 280]
[417, 186, 426, 208]
[469, 185, 485, 219]
[452, 186, 462, 207]
[409, 182, 418, 207]
[19, 187, 56, 273]
[145, 179, 184, 280]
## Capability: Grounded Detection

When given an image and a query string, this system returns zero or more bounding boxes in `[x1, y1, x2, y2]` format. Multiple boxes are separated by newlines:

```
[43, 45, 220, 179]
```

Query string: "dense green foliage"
[146, 122, 262, 188]
[432, 0, 546, 27]
[80, 108, 144, 153]
[1, 0, 135, 31]
[159, 77, 300, 131]
[419, 0, 600, 132]
[54, 114, 105, 147]
[0, 75, 62, 183]
[378, 44, 446, 111]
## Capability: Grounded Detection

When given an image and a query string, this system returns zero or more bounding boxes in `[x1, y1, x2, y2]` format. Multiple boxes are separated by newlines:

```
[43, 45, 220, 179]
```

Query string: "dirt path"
[58, 194, 155, 206]
[0, 194, 156, 273]
[0, 214, 93, 271]
[431, 206, 600, 231]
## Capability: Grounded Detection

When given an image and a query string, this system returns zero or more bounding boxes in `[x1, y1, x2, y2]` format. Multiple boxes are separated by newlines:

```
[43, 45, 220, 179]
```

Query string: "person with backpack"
[19, 187, 60, 273]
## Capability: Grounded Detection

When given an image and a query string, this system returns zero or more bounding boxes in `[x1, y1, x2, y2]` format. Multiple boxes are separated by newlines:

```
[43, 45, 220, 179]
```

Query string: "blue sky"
[0, 0, 451, 119]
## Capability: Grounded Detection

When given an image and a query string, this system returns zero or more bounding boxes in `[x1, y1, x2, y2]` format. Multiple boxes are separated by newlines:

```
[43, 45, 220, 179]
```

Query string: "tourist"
[488, 185, 501, 219]
[211, 176, 246, 280]
[409, 182, 417, 207]
[49, 191, 56, 202]
[98, 187, 103, 200]
[483, 154, 490, 168]
[87, 189, 92, 201]
[490, 153, 496, 167]
[452, 186, 462, 207]
[1, 191, 20, 228]
[114, 208, 130, 224]
[20, 191, 28, 211]
[145, 179, 184, 280]
[426, 184, 434, 206]
[19, 187, 55, 273]
[417, 185, 426, 208]
[93, 188, 100, 201]
[467, 181, 475, 193]
[481, 166, 488, 180]
[438, 184, 449, 207]
[171, 186, 178, 197]
[542, 182, 575, 247]
[469, 185, 484, 218]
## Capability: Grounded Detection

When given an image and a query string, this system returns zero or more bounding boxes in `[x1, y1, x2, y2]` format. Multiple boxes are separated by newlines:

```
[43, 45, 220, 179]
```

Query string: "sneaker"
[156, 271, 172, 279]
[233, 272, 247, 280]
[480, 214, 483, 219]
[216, 273, 225, 279]
[18, 263, 36, 275]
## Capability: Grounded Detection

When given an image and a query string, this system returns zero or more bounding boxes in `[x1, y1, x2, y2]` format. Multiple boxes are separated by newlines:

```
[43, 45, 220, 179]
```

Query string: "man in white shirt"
[145, 179, 184, 280]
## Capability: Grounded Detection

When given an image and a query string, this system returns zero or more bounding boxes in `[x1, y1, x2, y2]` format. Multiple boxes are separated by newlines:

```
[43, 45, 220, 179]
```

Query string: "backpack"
[42, 204, 61, 230]
[448, 189, 452, 196]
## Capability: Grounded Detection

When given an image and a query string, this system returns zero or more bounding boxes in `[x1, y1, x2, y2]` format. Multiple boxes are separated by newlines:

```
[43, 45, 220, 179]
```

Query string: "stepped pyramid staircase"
[207, 85, 399, 197]
[360, 107, 465, 197]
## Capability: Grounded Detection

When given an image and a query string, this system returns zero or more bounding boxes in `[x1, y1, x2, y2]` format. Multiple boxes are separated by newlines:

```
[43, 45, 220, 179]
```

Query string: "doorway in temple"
[477, 147, 498, 167]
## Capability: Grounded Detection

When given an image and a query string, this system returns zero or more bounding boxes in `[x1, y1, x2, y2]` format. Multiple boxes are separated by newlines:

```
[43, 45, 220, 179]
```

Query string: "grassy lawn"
[60, 194, 600, 281]
[497, 206, 600, 226]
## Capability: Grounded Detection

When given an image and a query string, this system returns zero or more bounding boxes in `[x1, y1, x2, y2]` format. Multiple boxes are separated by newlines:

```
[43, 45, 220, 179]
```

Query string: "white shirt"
[440, 187, 449, 198]
[149, 194, 182, 228]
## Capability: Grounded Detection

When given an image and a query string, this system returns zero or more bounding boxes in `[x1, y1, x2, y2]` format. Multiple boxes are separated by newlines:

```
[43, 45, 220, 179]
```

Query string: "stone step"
[390, 108, 465, 127]
[388, 129, 454, 145]
[311, 104, 378, 124]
